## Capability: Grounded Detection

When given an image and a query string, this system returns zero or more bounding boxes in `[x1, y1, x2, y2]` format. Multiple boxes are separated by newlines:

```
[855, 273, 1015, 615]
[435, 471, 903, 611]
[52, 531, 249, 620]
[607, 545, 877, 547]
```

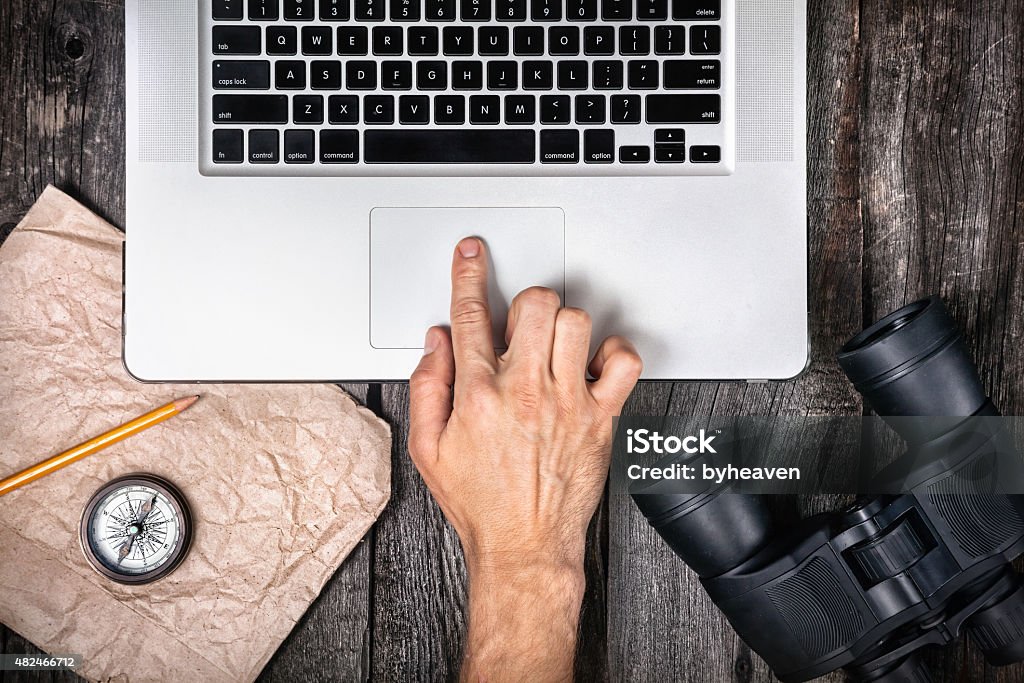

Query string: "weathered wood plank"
[607, 1, 865, 681]
[860, 2, 1024, 681]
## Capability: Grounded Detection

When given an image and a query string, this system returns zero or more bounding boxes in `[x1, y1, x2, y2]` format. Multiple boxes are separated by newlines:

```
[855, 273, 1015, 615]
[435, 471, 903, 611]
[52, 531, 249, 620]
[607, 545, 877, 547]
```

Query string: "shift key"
[213, 94, 288, 123]
[645, 94, 720, 123]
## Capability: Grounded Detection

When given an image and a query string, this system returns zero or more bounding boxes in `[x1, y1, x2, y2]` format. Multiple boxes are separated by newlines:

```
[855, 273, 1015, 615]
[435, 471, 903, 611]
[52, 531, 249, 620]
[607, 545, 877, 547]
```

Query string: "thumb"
[408, 327, 456, 466]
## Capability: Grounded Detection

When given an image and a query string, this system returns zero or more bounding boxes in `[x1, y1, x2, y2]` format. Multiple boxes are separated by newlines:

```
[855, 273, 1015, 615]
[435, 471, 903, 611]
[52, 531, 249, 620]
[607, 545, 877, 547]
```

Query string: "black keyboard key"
[497, 0, 527, 21]
[654, 143, 686, 163]
[664, 60, 720, 89]
[284, 0, 314, 19]
[593, 61, 623, 89]
[522, 60, 553, 89]
[574, 94, 605, 123]
[212, 60, 270, 89]
[504, 95, 536, 123]
[452, 60, 483, 89]
[346, 61, 377, 88]
[213, 26, 261, 54]
[479, 26, 509, 55]
[213, 94, 289, 123]
[354, 0, 386, 20]
[382, 61, 413, 89]
[531, 0, 561, 20]
[549, 26, 580, 55]
[443, 26, 474, 54]
[566, 0, 596, 21]
[391, 0, 421, 19]
[584, 26, 614, 55]
[417, 61, 448, 88]
[399, 95, 430, 123]
[294, 94, 325, 126]
[689, 25, 720, 54]
[214, 0, 244, 20]
[365, 130, 536, 162]
[267, 26, 298, 54]
[513, 26, 544, 55]
[275, 60, 307, 88]
[311, 60, 342, 88]
[619, 145, 649, 163]
[426, 0, 457, 20]
[320, 0, 351, 19]
[409, 27, 440, 54]
[328, 94, 359, 123]
[601, 0, 630, 20]
[450, 62, 483, 89]
[461, 0, 491, 20]
[365, 95, 396, 123]
[610, 94, 640, 123]
[284, 129, 315, 163]
[654, 129, 684, 143]
[435, 95, 466, 123]
[302, 26, 333, 54]
[557, 60, 587, 89]
[249, 129, 280, 163]
[337, 26, 369, 54]
[320, 130, 360, 162]
[637, 0, 667, 20]
[584, 128, 614, 163]
[540, 94, 570, 123]
[540, 130, 579, 163]
[627, 60, 658, 89]
[654, 26, 684, 54]
[646, 94, 720, 122]
[469, 95, 500, 123]
[487, 61, 518, 89]
[212, 129, 243, 162]
[249, 0, 280, 20]
[373, 26, 404, 54]
[690, 145, 721, 162]
[672, 0, 719, 20]
[620, 26, 649, 55]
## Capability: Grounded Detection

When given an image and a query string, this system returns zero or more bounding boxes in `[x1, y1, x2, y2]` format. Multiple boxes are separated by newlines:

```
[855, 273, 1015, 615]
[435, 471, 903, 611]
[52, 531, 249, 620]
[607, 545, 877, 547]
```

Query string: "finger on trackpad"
[369, 207, 565, 349]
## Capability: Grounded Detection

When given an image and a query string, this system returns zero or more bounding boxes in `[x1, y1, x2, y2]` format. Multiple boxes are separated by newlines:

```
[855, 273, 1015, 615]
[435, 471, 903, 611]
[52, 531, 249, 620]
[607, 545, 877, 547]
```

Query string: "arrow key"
[619, 145, 650, 163]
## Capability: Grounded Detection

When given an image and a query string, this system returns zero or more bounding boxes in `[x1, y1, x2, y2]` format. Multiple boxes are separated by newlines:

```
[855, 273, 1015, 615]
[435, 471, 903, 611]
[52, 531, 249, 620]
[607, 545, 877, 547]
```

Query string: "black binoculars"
[632, 296, 1024, 682]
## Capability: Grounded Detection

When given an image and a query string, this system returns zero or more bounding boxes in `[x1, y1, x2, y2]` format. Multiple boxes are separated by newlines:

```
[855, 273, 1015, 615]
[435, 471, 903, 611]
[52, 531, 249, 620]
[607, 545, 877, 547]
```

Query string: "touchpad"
[370, 207, 565, 349]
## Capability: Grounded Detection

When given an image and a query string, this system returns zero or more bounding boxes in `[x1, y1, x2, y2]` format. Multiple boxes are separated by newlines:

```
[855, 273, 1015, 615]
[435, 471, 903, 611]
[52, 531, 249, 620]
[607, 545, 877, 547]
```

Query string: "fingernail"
[458, 237, 480, 258]
[423, 329, 439, 355]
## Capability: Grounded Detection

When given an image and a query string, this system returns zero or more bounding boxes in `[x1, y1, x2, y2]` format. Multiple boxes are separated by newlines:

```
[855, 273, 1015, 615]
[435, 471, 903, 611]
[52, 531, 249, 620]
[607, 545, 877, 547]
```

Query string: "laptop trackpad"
[370, 207, 565, 349]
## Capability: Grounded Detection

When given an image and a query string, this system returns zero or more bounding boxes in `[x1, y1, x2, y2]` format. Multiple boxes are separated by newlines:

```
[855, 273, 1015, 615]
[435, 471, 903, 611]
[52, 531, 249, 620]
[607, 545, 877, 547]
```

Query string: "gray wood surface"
[2, 0, 1024, 681]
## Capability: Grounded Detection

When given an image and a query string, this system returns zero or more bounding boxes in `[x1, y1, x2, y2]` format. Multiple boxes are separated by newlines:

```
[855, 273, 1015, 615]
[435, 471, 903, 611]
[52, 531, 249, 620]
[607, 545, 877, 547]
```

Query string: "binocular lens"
[837, 296, 988, 441]
[967, 579, 1024, 666]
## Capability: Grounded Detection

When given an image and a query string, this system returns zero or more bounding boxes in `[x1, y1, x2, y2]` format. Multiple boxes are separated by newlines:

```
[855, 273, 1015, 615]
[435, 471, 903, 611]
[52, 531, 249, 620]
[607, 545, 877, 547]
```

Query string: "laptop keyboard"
[202, 0, 730, 174]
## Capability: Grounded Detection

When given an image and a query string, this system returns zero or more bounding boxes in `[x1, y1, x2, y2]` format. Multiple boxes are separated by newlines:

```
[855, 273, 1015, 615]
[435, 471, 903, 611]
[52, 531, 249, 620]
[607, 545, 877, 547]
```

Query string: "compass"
[79, 474, 192, 584]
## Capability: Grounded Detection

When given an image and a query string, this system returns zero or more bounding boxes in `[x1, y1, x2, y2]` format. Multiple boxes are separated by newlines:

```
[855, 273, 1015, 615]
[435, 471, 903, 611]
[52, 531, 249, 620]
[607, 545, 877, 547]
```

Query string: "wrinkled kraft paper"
[0, 186, 392, 682]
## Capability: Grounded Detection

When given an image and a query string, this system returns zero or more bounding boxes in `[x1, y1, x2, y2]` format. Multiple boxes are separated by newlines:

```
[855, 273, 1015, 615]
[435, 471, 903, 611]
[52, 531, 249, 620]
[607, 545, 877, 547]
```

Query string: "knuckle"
[451, 298, 490, 327]
[517, 286, 562, 310]
[559, 307, 592, 330]
[407, 433, 435, 463]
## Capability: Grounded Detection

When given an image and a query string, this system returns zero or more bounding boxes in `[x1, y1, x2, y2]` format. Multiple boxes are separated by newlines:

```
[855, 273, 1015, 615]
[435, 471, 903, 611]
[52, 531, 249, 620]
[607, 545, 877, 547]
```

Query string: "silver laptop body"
[124, 0, 807, 381]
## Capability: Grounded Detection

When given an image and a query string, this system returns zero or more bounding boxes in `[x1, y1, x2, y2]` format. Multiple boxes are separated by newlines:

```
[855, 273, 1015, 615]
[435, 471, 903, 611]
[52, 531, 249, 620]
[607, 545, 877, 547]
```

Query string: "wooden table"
[2, 1, 1023, 681]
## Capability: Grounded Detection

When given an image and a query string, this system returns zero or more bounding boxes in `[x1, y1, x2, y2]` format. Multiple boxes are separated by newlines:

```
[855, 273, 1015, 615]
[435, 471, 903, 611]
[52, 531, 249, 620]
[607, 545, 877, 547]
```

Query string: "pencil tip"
[174, 395, 201, 411]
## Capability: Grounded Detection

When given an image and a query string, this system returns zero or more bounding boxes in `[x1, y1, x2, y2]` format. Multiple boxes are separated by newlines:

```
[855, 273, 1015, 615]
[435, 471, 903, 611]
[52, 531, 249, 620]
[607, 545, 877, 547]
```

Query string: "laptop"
[124, 0, 807, 382]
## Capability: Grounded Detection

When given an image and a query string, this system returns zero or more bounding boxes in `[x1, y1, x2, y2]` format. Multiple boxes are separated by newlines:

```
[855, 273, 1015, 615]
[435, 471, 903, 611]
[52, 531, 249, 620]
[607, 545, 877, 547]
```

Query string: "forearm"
[461, 560, 585, 683]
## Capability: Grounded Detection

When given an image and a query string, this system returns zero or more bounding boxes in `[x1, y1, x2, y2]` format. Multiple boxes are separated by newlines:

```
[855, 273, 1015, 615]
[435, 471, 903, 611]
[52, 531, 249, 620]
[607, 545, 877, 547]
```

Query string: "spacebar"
[364, 130, 536, 163]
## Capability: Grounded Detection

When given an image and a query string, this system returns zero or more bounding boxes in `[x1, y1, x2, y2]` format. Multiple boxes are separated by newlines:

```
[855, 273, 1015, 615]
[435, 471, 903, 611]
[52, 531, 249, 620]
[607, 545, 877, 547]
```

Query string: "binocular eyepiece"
[632, 296, 1024, 682]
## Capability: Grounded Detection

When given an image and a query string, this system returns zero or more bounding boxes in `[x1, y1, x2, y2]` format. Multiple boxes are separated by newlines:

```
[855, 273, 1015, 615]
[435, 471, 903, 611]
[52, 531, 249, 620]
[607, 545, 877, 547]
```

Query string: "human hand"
[408, 237, 642, 681]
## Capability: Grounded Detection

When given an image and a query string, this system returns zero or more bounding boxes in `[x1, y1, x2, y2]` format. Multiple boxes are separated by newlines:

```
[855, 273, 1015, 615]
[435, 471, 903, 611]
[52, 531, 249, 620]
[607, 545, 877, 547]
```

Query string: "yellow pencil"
[0, 396, 200, 497]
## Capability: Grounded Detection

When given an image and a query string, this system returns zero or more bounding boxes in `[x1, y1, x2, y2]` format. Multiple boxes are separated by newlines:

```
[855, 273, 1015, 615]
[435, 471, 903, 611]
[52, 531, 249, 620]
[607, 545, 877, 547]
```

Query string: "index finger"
[450, 237, 497, 377]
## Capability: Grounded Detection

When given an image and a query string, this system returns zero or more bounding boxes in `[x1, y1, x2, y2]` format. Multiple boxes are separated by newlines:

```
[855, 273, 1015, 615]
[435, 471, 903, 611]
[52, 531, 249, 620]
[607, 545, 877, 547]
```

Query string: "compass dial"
[80, 475, 192, 584]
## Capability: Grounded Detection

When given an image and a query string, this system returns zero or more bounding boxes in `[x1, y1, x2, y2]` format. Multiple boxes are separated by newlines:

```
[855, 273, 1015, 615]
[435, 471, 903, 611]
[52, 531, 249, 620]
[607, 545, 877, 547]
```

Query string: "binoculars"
[632, 297, 1024, 682]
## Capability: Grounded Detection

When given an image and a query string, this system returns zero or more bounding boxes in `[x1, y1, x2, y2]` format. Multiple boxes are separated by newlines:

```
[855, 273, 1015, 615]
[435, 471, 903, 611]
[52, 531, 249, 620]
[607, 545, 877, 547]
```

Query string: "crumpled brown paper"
[0, 186, 392, 682]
